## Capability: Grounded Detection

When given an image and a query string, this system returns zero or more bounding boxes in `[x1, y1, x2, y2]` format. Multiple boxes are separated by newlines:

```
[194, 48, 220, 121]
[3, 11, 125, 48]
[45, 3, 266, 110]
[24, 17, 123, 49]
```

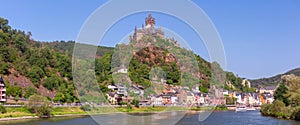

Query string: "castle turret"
[145, 14, 156, 28]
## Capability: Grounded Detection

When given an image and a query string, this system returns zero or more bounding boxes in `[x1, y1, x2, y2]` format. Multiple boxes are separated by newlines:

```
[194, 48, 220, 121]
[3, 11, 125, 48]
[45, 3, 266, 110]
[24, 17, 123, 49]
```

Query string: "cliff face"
[133, 46, 177, 66]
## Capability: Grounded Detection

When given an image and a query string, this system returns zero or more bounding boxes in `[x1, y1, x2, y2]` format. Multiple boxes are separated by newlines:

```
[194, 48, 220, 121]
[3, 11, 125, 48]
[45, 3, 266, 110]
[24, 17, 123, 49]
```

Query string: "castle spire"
[145, 13, 155, 28]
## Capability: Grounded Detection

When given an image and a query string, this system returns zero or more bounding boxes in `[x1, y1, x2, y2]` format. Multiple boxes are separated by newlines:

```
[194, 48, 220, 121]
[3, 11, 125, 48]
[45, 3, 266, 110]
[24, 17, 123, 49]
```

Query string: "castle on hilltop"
[130, 14, 165, 42]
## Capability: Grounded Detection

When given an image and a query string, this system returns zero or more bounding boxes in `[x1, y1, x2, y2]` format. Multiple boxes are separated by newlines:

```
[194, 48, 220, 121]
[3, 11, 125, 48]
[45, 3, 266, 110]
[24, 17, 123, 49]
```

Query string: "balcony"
[0, 84, 4, 87]
[1, 88, 6, 91]
[0, 98, 6, 102]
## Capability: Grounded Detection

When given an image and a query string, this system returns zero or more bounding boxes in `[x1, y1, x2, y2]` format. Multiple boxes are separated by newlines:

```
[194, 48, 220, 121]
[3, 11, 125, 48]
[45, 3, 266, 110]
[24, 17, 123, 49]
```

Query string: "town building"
[186, 91, 195, 104]
[259, 86, 277, 95]
[116, 84, 127, 97]
[0, 77, 6, 103]
[129, 85, 144, 97]
[106, 92, 118, 105]
[150, 95, 163, 105]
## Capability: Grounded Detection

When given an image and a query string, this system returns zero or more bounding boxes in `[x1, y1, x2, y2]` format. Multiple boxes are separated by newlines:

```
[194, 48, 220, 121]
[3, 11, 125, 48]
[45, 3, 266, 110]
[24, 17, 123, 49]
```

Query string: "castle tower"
[133, 14, 164, 42]
[145, 14, 156, 28]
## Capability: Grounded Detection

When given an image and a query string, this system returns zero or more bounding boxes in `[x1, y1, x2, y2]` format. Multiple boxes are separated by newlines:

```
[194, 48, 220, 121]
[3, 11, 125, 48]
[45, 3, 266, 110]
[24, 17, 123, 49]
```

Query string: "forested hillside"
[0, 17, 249, 104]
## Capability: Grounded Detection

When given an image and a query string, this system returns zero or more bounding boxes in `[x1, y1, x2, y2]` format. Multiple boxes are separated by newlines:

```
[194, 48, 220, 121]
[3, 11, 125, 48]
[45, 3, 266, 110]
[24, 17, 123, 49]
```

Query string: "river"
[1, 111, 299, 125]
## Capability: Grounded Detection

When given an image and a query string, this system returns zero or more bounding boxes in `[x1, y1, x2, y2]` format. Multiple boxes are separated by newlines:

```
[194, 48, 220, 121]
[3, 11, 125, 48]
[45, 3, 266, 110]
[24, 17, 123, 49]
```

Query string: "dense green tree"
[24, 86, 38, 99]
[99, 84, 110, 93]
[6, 83, 22, 98]
[131, 99, 140, 108]
[274, 83, 290, 106]
[55, 53, 72, 79]
[27, 66, 45, 87]
[53, 84, 78, 103]
[43, 75, 60, 91]
[199, 85, 208, 93]
[0, 62, 10, 75]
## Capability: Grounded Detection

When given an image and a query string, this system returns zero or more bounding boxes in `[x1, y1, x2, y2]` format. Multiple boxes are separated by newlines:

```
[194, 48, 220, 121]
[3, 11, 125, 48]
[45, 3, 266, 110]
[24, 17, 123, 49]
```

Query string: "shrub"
[131, 99, 140, 108]
[268, 100, 285, 116]
[216, 104, 228, 110]
[280, 106, 292, 119]
[120, 102, 128, 105]
[0, 104, 7, 114]
[275, 112, 287, 119]
[80, 104, 92, 111]
[293, 107, 300, 121]
[126, 104, 132, 111]
[27, 95, 52, 117]
[261, 104, 272, 116]
[37, 104, 52, 117]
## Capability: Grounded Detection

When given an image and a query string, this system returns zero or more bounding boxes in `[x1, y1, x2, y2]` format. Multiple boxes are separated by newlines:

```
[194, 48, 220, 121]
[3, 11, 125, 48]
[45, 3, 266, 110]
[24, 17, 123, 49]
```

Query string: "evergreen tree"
[274, 82, 290, 106]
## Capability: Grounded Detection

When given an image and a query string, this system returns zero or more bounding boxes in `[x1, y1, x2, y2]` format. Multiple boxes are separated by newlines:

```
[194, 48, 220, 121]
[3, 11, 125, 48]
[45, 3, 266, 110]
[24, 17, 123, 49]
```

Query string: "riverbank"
[0, 106, 224, 121]
[2, 110, 299, 125]
[260, 102, 300, 121]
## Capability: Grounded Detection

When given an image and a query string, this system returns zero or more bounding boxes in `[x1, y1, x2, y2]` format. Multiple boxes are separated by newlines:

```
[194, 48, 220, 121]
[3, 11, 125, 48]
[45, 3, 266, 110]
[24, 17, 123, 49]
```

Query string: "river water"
[1, 111, 299, 125]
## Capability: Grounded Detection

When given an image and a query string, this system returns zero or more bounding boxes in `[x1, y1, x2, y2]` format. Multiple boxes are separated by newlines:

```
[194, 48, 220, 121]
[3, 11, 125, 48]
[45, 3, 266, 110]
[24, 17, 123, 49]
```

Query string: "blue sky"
[0, 0, 300, 79]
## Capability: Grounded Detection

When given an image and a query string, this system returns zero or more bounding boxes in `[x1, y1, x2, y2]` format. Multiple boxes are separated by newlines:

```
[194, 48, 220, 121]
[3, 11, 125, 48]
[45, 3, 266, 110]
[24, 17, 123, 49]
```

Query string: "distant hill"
[250, 68, 300, 88]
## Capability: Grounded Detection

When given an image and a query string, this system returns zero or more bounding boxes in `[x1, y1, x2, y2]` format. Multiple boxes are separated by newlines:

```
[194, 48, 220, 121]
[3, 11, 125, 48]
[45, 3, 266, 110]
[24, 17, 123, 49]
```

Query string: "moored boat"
[235, 105, 247, 112]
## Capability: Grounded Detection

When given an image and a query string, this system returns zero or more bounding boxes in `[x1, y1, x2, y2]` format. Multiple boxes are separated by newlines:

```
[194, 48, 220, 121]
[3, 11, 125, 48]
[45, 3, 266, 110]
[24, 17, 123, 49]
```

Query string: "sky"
[0, 0, 300, 79]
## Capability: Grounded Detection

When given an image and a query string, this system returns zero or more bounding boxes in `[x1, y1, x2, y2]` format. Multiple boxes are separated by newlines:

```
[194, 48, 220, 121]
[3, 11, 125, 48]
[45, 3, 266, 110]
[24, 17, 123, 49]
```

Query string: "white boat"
[235, 105, 247, 112]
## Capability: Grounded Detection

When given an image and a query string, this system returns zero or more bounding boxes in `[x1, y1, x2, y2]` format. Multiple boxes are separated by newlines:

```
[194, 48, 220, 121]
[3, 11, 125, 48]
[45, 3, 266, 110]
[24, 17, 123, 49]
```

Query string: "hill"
[0, 17, 113, 103]
[0, 16, 250, 104]
[250, 68, 300, 88]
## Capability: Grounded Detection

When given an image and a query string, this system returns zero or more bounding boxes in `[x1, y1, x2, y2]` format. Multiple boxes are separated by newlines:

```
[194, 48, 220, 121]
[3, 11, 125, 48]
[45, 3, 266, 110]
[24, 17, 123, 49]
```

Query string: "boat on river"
[235, 105, 247, 112]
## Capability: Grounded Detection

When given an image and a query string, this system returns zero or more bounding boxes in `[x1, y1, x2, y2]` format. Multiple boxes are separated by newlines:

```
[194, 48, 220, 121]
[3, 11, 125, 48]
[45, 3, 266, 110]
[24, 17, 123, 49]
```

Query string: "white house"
[151, 96, 163, 105]
[116, 84, 127, 97]
[0, 77, 6, 103]
[117, 68, 128, 74]
[129, 85, 144, 97]
[108, 85, 117, 90]
[171, 96, 178, 104]
[234, 93, 243, 104]
[223, 90, 229, 95]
